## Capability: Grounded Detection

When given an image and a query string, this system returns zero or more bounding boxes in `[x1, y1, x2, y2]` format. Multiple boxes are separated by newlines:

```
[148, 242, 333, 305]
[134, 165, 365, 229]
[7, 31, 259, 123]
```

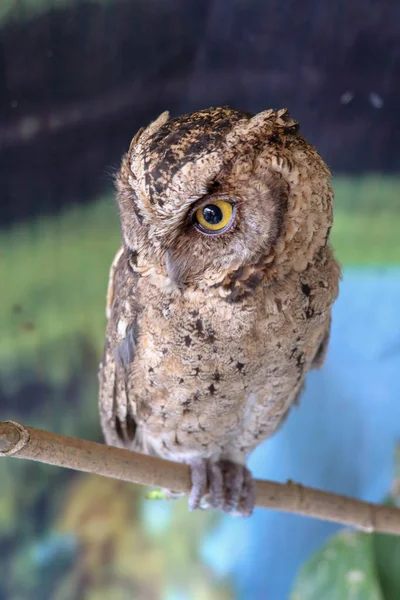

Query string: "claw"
[188, 458, 255, 517]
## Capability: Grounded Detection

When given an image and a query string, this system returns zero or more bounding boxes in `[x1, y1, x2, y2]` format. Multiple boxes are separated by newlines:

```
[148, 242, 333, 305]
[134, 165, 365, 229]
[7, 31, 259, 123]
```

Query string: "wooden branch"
[1, 420, 400, 534]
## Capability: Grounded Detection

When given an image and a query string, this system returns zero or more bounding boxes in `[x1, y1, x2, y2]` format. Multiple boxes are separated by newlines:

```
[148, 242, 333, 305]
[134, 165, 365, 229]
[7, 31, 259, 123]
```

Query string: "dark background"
[1, 0, 400, 226]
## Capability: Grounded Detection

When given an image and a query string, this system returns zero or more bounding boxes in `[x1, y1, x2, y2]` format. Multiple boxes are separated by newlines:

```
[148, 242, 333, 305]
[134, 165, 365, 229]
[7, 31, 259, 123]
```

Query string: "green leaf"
[373, 528, 400, 600]
[146, 488, 172, 501]
[290, 530, 384, 600]
[372, 448, 400, 600]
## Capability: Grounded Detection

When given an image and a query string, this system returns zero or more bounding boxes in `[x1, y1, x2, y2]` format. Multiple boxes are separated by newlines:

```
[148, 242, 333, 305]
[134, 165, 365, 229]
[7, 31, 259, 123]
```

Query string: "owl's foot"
[188, 459, 255, 517]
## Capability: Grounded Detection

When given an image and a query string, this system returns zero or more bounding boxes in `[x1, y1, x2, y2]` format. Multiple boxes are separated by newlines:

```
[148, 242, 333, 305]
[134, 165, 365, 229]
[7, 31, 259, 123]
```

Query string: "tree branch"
[1, 420, 400, 534]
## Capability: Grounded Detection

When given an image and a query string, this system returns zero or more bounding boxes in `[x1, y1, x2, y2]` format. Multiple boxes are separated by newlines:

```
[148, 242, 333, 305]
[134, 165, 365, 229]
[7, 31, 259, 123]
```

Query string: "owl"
[99, 106, 340, 517]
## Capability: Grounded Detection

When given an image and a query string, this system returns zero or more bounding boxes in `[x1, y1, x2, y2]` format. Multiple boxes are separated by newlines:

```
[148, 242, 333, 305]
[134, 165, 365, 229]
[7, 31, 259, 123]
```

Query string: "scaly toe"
[236, 467, 256, 517]
[188, 459, 208, 511]
[205, 461, 224, 508]
[220, 460, 245, 513]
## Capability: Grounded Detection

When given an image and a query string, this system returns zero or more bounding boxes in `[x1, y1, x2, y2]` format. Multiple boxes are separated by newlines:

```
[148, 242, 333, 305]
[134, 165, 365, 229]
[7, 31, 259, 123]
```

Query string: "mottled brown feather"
[99, 106, 340, 468]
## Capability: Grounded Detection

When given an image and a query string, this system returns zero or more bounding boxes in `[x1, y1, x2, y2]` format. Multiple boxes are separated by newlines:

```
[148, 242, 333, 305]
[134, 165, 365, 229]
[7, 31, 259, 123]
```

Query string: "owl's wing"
[311, 319, 331, 369]
[308, 247, 340, 371]
[99, 246, 141, 450]
[105, 245, 124, 320]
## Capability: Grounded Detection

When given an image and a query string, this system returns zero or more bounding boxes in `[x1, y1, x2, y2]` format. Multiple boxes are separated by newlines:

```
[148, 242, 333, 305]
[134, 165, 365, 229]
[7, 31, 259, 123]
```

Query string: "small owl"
[99, 106, 340, 517]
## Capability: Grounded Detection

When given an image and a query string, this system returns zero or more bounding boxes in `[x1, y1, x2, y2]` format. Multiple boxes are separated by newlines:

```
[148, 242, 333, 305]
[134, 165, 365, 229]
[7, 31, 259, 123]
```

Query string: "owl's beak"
[165, 250, 187, 291]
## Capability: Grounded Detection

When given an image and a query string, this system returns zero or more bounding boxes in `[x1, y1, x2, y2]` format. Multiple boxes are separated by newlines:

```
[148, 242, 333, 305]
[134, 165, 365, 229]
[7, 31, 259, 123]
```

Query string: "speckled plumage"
[99, 106, 340, 516]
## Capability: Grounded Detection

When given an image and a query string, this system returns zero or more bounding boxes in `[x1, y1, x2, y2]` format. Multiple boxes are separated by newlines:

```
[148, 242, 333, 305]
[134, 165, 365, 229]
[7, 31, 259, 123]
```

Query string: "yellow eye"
[194, 200, 235, 234]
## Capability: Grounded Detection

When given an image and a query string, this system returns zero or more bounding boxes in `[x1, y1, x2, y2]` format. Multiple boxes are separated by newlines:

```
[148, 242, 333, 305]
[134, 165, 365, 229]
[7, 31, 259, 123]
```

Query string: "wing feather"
[99, 246, 141, 450]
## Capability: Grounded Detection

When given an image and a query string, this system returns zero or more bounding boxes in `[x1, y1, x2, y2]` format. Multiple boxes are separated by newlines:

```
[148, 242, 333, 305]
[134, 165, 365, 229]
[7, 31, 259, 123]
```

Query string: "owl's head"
[117, 107, 333, 290]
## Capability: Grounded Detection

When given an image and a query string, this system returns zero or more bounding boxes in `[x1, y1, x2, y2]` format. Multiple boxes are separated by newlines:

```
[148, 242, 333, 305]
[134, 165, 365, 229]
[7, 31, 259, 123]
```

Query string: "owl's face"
[117, 107, 332, 287]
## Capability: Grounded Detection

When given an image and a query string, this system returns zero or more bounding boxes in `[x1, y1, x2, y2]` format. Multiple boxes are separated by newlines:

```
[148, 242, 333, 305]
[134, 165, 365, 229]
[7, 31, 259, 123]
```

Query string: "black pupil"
[202, 204, 223, 225]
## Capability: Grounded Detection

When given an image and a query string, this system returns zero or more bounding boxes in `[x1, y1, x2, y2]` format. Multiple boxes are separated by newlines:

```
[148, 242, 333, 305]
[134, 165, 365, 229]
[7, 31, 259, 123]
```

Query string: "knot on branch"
[0, 421, 30, 456]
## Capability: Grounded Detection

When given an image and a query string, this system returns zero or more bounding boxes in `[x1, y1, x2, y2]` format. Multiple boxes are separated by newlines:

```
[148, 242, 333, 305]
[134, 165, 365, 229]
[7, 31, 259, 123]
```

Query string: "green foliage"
[291, 530, 384, 600]
[372, 451, 400, 600]
[146, 488, 173, 500]
[373, 520, 400, 600]
[331, 212, 400, 264]
[332, 176, 400, 214]
[0, 197, 119, 386]
[330, 175, 400, 264]
[291, 521, 400, 600]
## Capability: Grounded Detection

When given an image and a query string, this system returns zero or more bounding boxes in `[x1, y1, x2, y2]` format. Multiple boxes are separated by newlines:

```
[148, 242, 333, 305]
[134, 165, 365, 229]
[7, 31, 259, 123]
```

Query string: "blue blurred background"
[1, 1, 400, 599]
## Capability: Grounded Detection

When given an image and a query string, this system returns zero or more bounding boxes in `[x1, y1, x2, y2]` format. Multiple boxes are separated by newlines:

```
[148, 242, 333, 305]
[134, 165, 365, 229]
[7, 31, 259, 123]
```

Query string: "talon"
[188, 458, 255, 517]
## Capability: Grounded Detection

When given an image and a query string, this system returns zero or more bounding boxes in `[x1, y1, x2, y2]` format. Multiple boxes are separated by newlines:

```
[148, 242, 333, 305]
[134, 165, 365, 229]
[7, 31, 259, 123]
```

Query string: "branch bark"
[1, 420, 400, 534]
